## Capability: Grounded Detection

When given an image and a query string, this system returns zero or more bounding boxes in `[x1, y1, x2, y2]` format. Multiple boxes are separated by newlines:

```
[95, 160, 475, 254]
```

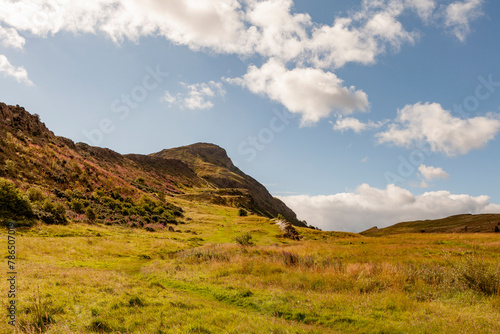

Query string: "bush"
[238, 208, 248, 216]
[27, 187, 45, 202]
[0, 177, 34, 220]
[36, 200, 67, 225]
[234, 232, 254, 246]
[69, 198, 85, 214]
[85, 207, 96, 222]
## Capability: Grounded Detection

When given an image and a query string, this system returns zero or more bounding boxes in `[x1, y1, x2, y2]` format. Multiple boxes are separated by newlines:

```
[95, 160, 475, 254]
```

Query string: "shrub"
[0, 177, 34, 220]
[4, 159, 17, 177]
[37, 200, 67, 225]
[85, 207, 96, 222]
[495, 225, 499, 233]
[238, 208, 248, 216]
[234, 232, 254, 246]
[69, 198, 85, 214]
[27, 187, 45, 202]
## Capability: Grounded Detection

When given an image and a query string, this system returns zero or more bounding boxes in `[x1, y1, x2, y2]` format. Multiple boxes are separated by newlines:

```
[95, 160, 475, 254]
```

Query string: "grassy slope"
[2, 200, 500, 333]
[361, 214, 500, 237]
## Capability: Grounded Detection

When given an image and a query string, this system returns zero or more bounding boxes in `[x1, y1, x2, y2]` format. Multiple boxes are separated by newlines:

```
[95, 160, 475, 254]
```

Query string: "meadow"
[2, 199, 500, 334]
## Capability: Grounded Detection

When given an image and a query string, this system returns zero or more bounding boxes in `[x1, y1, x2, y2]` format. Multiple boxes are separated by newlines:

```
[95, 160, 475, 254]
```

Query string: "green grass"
[2, 201, 500, 333]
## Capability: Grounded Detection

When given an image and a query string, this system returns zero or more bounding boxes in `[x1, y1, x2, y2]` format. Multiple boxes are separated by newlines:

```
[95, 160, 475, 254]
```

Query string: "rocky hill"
[0, 102, 305, 227]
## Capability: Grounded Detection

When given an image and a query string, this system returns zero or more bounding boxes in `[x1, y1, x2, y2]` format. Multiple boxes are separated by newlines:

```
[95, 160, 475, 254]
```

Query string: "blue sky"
[1, 0, 499, 231]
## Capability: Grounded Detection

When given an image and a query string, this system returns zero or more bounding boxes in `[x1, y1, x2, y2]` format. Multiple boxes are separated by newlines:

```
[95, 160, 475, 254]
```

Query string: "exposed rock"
[276, 219, 302, 240]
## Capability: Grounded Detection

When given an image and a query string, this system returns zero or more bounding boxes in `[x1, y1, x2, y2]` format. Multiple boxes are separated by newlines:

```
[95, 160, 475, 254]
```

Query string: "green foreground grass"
[2, 202, 500, 333]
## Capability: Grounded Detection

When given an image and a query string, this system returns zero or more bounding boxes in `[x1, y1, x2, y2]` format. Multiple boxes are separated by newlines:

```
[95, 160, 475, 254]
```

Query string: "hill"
[0, 102, 304, 228]
[360, 213, 500, 236]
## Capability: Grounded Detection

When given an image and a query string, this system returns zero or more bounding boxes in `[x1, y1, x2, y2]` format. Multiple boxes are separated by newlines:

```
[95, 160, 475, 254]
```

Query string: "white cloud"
[306, 2, 416, 69]
[418, 164, 449, 181]
[161, 81, 225, 110]
[244, 0, 310, 62]
[444, 0, 483, 42]
[332, 116, 384, 133]
[0, 25, 25, 49]
[0, 0, 249, 52]
[226, 58, 369, 125]
[0, 0, 466, 67]
[0, 55, 33, 86]
[279, 183, 500, 232]
[376, 102, 500, 156]
[405, 0, 436, 21]
[160, 91, 177, 105]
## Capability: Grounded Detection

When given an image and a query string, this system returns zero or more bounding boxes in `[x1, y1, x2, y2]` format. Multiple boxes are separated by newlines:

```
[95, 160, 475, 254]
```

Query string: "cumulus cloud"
[161, 81, 225, 110]
[0, 55, 33, 86]
[306, 1, 416, 69]
[279, 183, 500, 232]
[376, 102, 500, 156]
[0, 0, 477, 64]
[0, 25, 25, 49]
[418, 164, 449, 181]
[244, 0, 310, 62]
[0, 0, 249, 52]
[444, 0, 483, 42]
[417, 164, 448, 188]
[0, 0, 486, 117]
[226, 58, 369, 125]
[332, 116, 384, 133]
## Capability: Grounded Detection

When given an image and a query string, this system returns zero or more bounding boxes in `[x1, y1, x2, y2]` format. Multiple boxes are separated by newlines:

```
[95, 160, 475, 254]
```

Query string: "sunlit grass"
[2, 203, 500, 333]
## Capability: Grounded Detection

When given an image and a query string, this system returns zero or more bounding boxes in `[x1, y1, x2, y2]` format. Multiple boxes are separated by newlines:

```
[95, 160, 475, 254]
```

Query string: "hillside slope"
[151, 143, 303, 225]
[361, 213, 500, 236]
[0, 102, 304, 227]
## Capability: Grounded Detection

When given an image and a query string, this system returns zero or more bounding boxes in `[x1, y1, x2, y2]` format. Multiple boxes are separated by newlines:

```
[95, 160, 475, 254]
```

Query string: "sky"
[1, 0, 499, 232]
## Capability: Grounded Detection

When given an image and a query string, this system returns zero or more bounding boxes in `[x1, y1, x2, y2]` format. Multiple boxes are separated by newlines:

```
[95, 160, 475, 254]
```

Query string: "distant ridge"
[361, 214, 500, 236]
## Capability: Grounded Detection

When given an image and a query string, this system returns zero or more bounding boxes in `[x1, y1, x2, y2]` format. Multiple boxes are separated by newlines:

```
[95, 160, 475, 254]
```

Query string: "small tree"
[495, 225, 499, 233]
[238, 208, 247, 217]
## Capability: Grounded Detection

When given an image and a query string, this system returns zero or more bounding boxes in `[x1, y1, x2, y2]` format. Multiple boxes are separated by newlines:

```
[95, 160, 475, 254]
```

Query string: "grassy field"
[2, 201, 500, 333]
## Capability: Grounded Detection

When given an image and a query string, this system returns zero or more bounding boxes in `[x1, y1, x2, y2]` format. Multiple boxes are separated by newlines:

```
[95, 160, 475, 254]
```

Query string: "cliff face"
[0, 103, 53, 138]
[0, 102, 304, 226]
